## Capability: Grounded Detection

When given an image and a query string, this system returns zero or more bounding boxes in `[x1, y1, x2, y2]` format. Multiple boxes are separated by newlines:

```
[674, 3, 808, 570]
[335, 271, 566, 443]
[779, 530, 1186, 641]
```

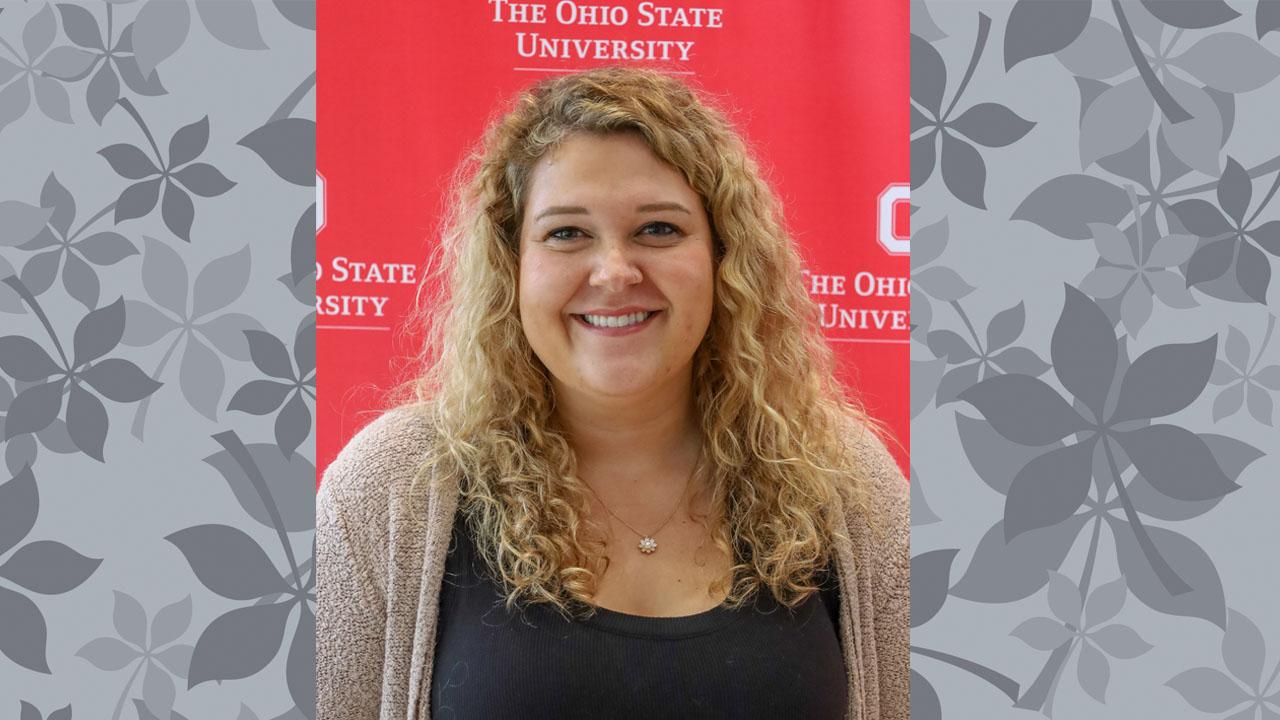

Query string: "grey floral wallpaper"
[913, 0, 1280, 717]
[0, 1, 314, 718]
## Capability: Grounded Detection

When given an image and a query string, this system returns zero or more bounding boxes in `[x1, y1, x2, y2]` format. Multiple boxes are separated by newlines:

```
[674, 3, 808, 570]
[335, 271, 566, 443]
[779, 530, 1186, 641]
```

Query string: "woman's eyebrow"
[534, 202, 691, 221]
[636, 202, 691, 214]
[534, 205, 589, 221]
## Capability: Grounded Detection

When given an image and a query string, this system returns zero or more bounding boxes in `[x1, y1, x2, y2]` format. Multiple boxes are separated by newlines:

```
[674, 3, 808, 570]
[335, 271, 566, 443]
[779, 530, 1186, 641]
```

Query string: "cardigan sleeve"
[316, 414, 403, 720]
[853, 427, 911, 720]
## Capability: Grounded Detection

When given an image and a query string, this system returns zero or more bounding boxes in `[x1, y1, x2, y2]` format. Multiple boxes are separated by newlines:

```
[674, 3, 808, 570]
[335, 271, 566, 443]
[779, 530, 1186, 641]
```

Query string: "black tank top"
[430, 514, 848, 719]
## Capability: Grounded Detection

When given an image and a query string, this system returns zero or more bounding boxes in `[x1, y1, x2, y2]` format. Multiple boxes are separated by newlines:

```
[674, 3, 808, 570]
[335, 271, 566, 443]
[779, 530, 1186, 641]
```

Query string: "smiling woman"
[316, 67, 909, 720]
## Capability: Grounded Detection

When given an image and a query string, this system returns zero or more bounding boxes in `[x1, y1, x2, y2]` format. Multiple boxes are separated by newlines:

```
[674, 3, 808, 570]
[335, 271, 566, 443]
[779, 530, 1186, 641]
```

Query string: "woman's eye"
[547, 227, 584, 241]
[640, 222, 680, 238]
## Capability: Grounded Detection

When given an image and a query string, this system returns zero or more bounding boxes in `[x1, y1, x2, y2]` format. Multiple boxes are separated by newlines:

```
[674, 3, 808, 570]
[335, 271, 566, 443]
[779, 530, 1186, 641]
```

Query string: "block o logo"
[877, 183, 909, 256]
[316, 172, 326, 234]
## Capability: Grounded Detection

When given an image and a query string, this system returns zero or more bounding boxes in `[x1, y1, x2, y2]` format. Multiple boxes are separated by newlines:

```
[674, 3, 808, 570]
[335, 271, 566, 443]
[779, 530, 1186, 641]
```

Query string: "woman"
[317, 67, 908, 719]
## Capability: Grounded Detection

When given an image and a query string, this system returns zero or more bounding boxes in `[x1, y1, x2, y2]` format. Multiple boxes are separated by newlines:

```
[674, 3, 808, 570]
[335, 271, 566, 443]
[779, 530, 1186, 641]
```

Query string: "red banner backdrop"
[318, 0, 909, 476]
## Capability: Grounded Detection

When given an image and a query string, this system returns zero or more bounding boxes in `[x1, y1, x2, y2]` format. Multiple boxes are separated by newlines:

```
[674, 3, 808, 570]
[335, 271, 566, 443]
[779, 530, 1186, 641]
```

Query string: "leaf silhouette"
[202, 442, 315, 532]
[66, 383, 108, 460]
[244, 330, 295, 380]
[227, 380, 291, 415]
[166, 525, 290, 600]
[1004, 439, 1096, 540]
[193, 246, 251, 318]
[188, 602, 293, 686]
[940, 133, 987, 209]
[99, 143, 160, 180]
[0, 540, 100, 594]
[131, 0, 190, 78]
[287, 604, 315, 716]
[77, 636, 140, 670]
[80, 358, 162, 402]
[161, 181, 194, 242]
[173, 163, 235, 197]
[141, 237, 189, 317]
[274, 0, 315, 30]
[1012, 617, 1072, 650]
[1080, 79, 1153, 169]
[195, 0, 268, 51]
[0, 585, 50, 672]
[959, 374, 1086, 446]
[911, 34, 946, 117]
[238, 118, 315, 186]
[1004, 0, 1091, 70]
[1077, 641, 1111, 702]
[1109, 517, 1226, 628]
[151, 596, 193, 649]
[1142, 0, 1240, 29]
[950, 103, 1035, 148]
[911, 549, 958, 627]
[275, 392, 310, 458]
[6, 380, 66, 438]
[86, 62, 119, 124]
[168, 116, 210, 168]
[115, 177, 163, 222]
[1012, 174, 1130, 240]
[951, 514, 1089, 602]
[1111, 337, 1216, 423]
[1051, 285, 1116, 419]
[56, 3, 105, 50]
[911, 670, 941, 720]
[1222, 609, 1265, 689]
[0, 202, 53, 248]
[72, 298, 125, 367]
[179, 334, 225, 420]
[1089, 624, 1152, 658]
[1167, 667, 1251, 711]
[0, 467, 38, 557]
[0, 336, 60, 381]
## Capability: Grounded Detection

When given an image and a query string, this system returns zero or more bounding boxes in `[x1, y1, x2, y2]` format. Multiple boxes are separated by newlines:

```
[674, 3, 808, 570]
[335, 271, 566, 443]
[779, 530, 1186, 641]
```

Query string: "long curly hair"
[405, 66, 881, 615]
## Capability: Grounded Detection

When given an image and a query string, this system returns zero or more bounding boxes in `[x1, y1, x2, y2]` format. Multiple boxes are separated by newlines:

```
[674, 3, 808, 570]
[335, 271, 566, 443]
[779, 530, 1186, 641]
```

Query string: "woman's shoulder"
[318, 404, 439, 521]
[837, 420, 909, 585]
[845, 422, 909, 529]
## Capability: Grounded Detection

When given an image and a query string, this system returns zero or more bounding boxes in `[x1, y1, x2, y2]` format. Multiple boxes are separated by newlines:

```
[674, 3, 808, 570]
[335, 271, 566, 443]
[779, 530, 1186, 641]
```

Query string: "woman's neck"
[552, 378, 702, 495]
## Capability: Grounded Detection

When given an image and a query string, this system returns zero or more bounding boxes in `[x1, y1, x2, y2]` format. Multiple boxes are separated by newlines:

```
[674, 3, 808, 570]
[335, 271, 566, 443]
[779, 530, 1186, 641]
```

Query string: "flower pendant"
[638, 537, 658, 554]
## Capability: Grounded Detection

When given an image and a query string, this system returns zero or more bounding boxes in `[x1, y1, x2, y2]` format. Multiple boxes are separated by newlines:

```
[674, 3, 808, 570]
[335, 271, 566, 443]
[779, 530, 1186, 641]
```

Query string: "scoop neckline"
[579, 599, 743, 639]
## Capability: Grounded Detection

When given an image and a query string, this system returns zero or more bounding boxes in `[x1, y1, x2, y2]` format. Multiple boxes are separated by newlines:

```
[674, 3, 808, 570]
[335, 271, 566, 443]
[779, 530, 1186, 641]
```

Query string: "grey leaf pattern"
[2, 2, 309, 710]
[187, 602, 293, 686]
[1003, 0, 1092, 70]
[238, 118, 315, 186]
[194, 0, 267, 51]
[165, 525, 289, 601]
[916, 1, 1276, 714]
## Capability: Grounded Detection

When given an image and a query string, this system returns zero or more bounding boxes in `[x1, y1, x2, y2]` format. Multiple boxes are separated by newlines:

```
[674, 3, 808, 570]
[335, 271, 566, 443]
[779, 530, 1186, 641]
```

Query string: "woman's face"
[518, 132, 715, 405]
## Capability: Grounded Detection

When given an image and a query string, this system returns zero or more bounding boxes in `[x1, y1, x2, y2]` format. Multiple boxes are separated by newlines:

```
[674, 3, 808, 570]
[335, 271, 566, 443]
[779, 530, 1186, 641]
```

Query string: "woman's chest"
[429, 519, 848, 719]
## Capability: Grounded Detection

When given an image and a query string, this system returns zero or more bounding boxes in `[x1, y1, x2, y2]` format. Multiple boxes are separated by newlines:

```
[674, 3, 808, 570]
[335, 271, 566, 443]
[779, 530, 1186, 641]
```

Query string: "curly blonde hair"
[404, 66, 880, 615]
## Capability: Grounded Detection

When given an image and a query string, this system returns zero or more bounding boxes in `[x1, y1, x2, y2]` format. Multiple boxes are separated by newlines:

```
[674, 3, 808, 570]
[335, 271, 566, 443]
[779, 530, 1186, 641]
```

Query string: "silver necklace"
[584, 452, 703, 555]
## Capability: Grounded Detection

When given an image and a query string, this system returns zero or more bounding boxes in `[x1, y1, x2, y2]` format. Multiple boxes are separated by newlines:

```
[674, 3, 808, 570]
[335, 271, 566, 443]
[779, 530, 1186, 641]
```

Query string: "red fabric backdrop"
[318, 0, 909, 477]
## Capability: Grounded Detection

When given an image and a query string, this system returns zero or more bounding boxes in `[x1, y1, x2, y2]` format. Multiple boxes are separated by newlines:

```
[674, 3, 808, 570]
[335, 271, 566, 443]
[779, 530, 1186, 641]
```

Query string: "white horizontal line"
[317, 325, 391, 332]
[825, 337, 910, 344]
[512, 66, 695, 75]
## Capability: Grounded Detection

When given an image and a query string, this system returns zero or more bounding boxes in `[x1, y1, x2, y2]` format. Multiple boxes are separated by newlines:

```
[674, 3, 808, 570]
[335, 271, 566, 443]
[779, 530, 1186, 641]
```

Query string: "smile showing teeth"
[580, 311, 654, 328]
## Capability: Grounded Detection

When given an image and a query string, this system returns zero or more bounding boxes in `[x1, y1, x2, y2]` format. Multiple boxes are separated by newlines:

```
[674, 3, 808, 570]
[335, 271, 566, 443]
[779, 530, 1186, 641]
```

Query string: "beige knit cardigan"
[316, 406, 910, 719]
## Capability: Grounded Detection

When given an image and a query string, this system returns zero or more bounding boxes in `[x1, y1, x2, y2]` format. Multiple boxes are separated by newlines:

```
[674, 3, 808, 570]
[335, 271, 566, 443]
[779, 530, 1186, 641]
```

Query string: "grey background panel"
[913, 1, 1280, 718]
[0, 2, 314, 718]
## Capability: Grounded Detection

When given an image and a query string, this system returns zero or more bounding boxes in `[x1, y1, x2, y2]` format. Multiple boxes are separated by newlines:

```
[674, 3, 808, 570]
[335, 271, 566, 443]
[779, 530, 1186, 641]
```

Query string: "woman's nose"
[588, 241, 642, 291]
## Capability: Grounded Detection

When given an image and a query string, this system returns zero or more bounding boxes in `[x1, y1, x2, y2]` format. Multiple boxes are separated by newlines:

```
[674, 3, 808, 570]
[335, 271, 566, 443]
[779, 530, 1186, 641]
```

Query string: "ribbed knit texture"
[316, 406, 909, 719]
[430, 512, 847, 718]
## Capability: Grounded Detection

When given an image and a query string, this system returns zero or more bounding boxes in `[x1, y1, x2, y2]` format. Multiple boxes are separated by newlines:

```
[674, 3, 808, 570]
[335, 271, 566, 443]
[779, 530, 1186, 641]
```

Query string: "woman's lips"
[572, 310, 660, 336]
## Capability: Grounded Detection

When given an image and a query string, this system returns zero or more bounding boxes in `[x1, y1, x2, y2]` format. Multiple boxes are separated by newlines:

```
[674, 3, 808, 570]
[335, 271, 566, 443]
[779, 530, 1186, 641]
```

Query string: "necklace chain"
[583, 450, 703, 555]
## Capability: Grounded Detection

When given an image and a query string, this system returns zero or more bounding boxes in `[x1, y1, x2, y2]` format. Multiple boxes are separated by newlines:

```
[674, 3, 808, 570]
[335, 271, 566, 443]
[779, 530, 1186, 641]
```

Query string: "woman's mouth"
[573, 310, 659, 334]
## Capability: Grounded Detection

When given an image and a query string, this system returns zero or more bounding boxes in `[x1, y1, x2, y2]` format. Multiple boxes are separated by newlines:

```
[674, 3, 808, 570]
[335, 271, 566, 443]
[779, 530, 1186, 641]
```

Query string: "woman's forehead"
[524, 134, 699, 210]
